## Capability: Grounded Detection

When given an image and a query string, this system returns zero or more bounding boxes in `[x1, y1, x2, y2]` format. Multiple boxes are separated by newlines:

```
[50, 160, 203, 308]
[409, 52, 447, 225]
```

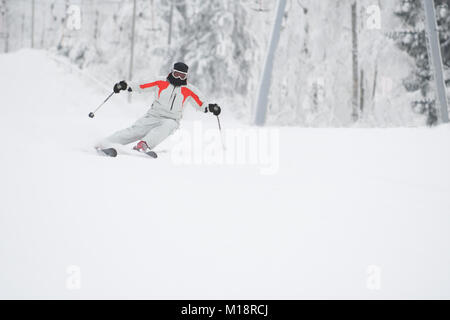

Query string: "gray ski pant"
[105, 112, 179, 149]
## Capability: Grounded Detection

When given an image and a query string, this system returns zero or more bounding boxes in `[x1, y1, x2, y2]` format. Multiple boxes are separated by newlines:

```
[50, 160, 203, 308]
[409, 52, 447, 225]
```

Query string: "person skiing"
[96, 62, 221, 158]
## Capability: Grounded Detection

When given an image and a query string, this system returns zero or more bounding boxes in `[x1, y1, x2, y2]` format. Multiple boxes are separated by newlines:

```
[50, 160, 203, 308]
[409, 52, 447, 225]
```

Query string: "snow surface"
[0, 50, 450, 299]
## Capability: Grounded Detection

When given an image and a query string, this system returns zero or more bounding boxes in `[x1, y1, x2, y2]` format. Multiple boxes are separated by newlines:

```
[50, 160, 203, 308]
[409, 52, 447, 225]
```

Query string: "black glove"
[208, 104, 221, 116]
[113, 80, 128, 93]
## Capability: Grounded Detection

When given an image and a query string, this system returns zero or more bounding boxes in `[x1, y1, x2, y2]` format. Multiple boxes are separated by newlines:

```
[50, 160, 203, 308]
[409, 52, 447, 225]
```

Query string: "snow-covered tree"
[391, 0, 450, 126]
[0, 0, 9, 53]
[166, 0, 255, 96]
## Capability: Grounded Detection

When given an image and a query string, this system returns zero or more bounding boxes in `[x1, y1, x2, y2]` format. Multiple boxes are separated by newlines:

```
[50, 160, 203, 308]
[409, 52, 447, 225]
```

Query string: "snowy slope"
[0, 50, 450, 299]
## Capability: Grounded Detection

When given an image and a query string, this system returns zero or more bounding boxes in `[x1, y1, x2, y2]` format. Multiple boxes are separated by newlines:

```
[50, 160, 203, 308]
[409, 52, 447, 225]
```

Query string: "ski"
[144, 151, 158, 159]
[96, 147, 157, 159]
[97, 148, 118, 158]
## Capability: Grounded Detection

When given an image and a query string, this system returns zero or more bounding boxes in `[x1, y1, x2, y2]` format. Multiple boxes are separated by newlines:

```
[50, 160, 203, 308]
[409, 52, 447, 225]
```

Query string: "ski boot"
[133, 141, 158, 159]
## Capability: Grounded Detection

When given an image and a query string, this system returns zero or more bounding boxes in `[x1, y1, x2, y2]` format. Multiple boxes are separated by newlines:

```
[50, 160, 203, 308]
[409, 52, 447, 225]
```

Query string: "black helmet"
[173, 62, 189, 73]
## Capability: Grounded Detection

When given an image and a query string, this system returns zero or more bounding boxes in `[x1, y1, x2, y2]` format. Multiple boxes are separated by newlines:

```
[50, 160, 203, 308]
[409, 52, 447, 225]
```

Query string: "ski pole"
[88, 92, 115, 118]
[216, 115, 226, 151]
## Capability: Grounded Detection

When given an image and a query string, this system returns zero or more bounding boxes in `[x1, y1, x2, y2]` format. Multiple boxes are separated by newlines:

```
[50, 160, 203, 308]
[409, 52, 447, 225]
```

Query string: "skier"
[96, 62, 221, 158]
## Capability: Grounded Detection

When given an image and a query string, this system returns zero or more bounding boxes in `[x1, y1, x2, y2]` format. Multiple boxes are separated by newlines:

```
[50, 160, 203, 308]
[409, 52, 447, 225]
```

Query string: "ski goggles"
[172, 70, 188, 80]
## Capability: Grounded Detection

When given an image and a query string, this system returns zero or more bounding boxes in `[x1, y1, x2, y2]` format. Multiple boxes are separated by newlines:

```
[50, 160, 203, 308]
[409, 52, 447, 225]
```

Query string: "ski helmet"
[173, 62, 189, 73]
